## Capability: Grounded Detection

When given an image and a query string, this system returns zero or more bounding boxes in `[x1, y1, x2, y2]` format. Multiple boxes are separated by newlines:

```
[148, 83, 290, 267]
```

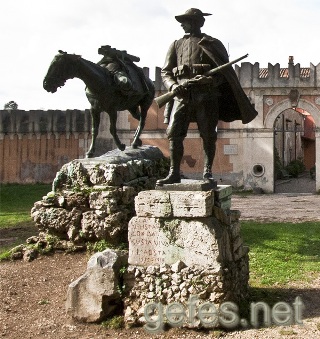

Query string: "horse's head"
[43, 50, 81, 93]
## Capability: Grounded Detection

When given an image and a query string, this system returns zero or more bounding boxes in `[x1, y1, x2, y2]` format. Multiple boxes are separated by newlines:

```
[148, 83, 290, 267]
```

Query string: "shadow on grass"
[239, 285, 320, 321]
[0, 221, 38, 253]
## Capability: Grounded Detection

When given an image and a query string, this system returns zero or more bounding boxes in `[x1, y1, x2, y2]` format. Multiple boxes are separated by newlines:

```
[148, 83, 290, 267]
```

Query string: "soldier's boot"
[203, 166, 213, 180]
[156, 166, 181, 186]
[156, 140, 183, 186]
[203, 142, 216, 180]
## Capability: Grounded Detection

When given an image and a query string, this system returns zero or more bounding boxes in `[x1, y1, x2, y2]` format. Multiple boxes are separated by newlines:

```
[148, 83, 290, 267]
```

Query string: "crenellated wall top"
[0, 109, 91, 135]
[149, 58, 320, 91]
[234, 58, 320, 89]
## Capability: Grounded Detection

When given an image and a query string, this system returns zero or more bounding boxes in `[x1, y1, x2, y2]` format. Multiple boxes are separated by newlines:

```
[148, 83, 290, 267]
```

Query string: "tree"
[4, 101, 18, 110]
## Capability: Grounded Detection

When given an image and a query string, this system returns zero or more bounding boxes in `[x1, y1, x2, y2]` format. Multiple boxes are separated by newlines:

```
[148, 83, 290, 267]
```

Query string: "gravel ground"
[232, 193, 320, 223]
[1, 191, 320, 339]
[274, 173, 316, 194]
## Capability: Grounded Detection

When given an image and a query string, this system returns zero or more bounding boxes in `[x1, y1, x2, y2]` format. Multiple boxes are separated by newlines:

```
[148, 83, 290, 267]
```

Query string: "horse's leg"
[109, 109, 126, 151]
[130, 107, 140, 121]
[131, 104, 148, 148]
[128, 107, 142, 148]
[86, 107, 100, 158]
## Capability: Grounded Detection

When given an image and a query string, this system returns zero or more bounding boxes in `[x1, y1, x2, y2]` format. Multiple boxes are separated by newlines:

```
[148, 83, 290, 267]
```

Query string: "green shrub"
[285, 159, 305, 178]
[101, 316, 124, 329]
[86, 239, 111, 253]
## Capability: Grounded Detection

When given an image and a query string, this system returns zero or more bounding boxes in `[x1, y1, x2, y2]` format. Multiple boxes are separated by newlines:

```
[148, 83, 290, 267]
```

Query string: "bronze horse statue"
[43, 50, 155, 157]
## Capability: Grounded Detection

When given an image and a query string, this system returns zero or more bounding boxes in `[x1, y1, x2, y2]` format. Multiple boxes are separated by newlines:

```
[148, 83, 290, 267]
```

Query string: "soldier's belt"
[173, 64, 212, 78]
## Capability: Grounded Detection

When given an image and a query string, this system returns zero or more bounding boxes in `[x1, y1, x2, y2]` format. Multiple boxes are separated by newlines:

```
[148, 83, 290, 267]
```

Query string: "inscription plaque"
[128, 216, 221, 267]
[128, 217, 170, 266]
[223, 144, 238, 155]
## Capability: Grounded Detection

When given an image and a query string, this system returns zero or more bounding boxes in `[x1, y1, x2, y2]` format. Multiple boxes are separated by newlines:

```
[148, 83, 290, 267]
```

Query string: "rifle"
[154, 53, 248, 108]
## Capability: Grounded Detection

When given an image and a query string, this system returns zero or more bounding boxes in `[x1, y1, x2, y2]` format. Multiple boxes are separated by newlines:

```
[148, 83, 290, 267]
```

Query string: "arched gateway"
[221, 56, 320, 193]
[265, 99, 319, 192]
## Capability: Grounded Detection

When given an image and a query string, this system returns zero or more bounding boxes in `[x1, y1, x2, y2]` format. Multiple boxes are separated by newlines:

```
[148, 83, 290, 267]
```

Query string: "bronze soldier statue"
[156, 8, 258, 185]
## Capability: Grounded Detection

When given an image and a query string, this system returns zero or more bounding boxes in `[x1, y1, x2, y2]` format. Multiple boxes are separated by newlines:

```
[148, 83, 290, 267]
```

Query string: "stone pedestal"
[124, 181, 249, 326]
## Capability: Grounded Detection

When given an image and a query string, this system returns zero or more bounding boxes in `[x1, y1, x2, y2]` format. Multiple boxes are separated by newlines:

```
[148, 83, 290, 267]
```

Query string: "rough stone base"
[123, 185, 249, 327]
[62, 179, 249, 328]
[30, 146, 169, 246]
[123, 255, 249, 327]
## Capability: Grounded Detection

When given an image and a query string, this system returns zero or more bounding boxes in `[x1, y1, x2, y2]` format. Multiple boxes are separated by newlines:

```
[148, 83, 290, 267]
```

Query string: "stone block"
[212, 206, 241, 226]
[214, 185, 233, 200]
[128, 217, 168, 266]
[135, 190, 172, 217]
[128, 216, 231, 268]
[31, 206, 82, 237]
[170, 190, 214, 217]
[155, 179, 217, 191]
[212, 205, 231, 225]
[232, 235, 243, 253]
[234, 245, 250, 261]
[135, 190, 214, 218]
[89, 189, 120, 214]
[229, 221, 241, 239]
[230, 210, 241, 222]
[214, 197, 231, 210]
[81, 210, 127, 243]
[66, 249, 127, 323]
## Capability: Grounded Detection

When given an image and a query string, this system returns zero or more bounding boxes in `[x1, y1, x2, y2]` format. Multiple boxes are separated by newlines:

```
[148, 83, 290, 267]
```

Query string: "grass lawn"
[0, 183, 51, 255]
[0, 183, 51, 227]
[0, 184, 319, 290]
[242, 221, 320, 287]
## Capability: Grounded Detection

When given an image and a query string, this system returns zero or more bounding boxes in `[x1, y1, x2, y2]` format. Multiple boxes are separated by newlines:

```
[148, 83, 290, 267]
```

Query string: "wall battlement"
[0, 109, 91, 137]
[234, 60, 320, 89]
[148, 58, 320, 91]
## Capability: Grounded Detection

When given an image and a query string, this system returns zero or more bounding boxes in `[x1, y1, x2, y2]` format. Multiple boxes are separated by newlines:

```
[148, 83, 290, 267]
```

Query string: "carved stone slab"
[134, 191, 172, 218]
[128, 216, 230, 267]
[135, 190, 214, 218]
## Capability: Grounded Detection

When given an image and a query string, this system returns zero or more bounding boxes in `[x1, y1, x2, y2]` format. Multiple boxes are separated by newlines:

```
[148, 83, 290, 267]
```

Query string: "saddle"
[97, 45, 144, 94]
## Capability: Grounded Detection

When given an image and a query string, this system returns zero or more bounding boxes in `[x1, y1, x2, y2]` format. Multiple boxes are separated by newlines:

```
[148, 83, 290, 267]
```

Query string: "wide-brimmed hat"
[175, 8, 212, 23]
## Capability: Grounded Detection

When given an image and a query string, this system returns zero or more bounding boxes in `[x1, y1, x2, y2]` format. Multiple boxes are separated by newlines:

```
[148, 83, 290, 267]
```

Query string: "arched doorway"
[264, 99, 319, 193]
[273, 108, 316, 193]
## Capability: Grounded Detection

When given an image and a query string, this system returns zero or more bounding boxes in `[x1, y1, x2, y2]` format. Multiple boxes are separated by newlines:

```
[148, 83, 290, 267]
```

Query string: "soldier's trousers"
[166, 94, 219, 170]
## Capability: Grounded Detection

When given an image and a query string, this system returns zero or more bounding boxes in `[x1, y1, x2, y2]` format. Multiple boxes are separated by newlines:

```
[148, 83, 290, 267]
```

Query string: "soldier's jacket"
[161, 33, 258, 124]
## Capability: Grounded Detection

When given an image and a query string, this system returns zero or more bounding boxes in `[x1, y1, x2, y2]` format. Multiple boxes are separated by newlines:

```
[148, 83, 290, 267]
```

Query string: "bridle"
[45, 51, 81, 88]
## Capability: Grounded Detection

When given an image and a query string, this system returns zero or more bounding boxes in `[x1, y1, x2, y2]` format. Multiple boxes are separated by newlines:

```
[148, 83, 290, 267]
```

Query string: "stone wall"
[0, 109, 92, 183]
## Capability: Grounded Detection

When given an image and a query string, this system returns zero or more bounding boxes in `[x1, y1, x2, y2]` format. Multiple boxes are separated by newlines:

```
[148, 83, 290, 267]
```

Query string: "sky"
[1, 0, 320, 111]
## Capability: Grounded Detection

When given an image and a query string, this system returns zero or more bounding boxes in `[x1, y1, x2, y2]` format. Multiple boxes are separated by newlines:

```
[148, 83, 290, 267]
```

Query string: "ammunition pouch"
[173, 64, 212, 79]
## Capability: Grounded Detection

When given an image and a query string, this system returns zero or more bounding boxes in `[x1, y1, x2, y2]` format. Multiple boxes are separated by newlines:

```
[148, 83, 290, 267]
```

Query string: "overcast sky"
[1, 0, 320, 110]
